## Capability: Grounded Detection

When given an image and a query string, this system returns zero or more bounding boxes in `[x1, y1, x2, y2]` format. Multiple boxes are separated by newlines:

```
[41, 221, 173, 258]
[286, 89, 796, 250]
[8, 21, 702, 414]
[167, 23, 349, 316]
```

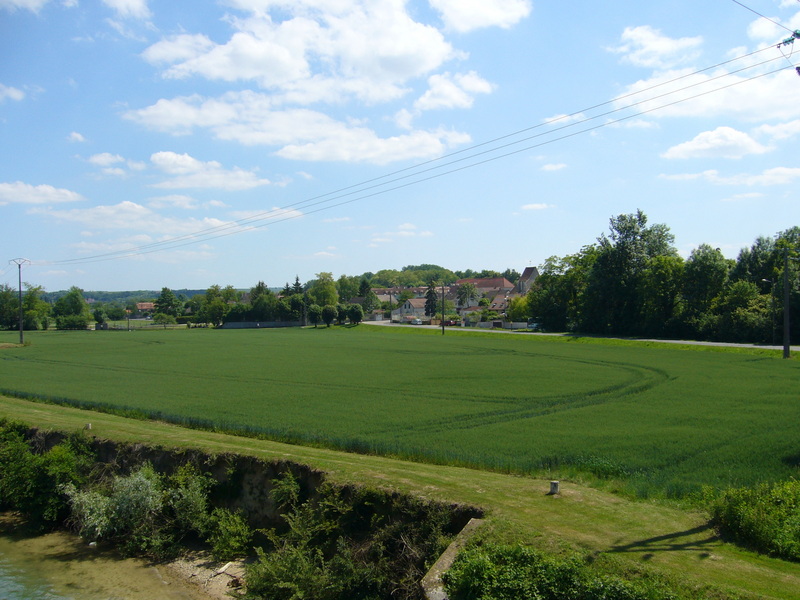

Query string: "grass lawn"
[1, 325, 797, 498]
[1, 395, 799, 599]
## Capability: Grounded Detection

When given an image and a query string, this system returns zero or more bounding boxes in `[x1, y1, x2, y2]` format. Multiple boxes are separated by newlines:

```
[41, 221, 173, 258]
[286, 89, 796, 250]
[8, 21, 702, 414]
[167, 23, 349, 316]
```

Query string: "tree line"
[513, 210, 799, 344]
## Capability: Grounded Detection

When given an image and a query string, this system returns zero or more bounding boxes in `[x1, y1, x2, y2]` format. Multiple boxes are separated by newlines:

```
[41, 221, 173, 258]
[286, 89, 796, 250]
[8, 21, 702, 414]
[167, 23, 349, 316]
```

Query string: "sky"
[1, 0, 799, 292]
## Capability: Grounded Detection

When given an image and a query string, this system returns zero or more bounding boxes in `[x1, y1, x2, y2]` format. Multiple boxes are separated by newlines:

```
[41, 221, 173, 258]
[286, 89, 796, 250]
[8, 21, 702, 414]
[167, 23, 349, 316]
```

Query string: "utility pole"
[9, 258, 30, 345]
[781, 247, 799, 359]
[441, 281, 445, 336]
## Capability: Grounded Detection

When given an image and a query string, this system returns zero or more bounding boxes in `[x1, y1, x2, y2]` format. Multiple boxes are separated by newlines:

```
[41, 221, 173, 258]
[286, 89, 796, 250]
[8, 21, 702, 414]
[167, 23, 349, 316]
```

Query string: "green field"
[1, 326, 798, 497]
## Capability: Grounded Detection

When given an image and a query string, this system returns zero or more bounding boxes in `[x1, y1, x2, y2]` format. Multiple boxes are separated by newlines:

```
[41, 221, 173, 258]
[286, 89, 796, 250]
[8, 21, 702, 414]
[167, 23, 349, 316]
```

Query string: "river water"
[0, 517, 211, 600]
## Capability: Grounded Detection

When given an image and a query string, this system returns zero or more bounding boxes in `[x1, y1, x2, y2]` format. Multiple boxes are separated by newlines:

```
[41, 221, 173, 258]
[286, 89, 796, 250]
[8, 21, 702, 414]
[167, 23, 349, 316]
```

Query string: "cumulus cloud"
[430, 0, 532, 32]
[102, 0, 150, 20]
[0, 0, 50, 12]
[541, 163, 566, 171]
[661, 126, 770, 159]
[609, 25, 703, 69]
[660, 167, 800, 186]
[68, 131, 86, 142]
[414, 71, 494, 111]
[141, 2, 456, 104]
[0, 181, 84, 205]
[34, 200, 229, 236]
[0, 83, 25, 102]
[756, 119, 800, 141]
[149, 151, 271, 190]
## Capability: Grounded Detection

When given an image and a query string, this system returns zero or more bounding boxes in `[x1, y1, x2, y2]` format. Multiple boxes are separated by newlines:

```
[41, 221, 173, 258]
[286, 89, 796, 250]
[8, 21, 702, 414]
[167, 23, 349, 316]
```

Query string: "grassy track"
[0, 326, 798, 498]
[1, 395, 799, 599]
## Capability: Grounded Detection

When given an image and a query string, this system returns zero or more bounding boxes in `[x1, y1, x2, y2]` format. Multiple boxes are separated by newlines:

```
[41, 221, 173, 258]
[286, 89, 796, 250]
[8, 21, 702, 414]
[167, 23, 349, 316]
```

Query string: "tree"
[336, 275, 359, 302]
[456, 283, 478, 307]
[361, 289, 379, 314]
[53, 287, 92, 330]
[682, 244, 730, 319]
[22, 285, 50, 330]
[249, 281, 277, 321]
[581, 210, 675, 335]
[321, 305, 338, 327]
[153, 312, 178, 328]
[154, 287, 180, 317]
[308, 304, 322, 327]
[638, 255, 685, 337]
[348, 303, 364, 324]
[425, 281, 438, 317]
[292, 276, 304, 296]
[308, 272, 338, 308]
[506, 296, 529, 322]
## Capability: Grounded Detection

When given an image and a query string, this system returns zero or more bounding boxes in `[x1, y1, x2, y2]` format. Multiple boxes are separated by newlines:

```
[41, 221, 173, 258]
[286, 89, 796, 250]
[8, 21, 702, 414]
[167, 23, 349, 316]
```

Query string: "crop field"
[1, 326, 799, 497]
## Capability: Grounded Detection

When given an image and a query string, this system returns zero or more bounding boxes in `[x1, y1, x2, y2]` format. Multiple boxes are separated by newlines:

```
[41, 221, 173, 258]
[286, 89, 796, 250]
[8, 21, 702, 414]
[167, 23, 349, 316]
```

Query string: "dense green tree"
[307, 304, 322, 327]
[638, 255, 685, 337]
[456, 283, 478, 307]
[249, 281, 277, 321]
[22, 285, 51, 330]
[348, 303, 364, 324]
[153, 312, 178, 328]
[581, 210, 675, 335]
[292, 276, 304, 295]
[308, 272, 338, 307]
[53, 286, 92, 330]
[682, 244, 730, 319]
[425, 281, 438, 317]
[154, 287, 180, 317]
[321, 304, 338, 327]
[336, 275, 360, 302]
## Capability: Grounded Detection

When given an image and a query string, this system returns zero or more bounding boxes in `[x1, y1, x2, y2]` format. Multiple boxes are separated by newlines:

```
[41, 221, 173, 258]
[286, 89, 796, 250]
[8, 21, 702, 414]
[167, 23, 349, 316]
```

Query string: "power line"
[728, 0, 795, 33]
[35, 44, 798, 266]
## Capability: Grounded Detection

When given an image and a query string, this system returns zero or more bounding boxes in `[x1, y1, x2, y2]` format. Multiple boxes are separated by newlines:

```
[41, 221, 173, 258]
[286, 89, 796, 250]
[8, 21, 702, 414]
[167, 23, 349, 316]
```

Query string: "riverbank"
[0, 513, 243, 600]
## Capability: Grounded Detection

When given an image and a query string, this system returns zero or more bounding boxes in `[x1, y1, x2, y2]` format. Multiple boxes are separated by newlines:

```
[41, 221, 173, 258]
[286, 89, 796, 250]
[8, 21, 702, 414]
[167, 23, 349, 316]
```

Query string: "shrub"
[208, 507, 253, 561]
[0, 423, 93, 528]
[706, 479, 800, 561]
[443, 543, 672, 600]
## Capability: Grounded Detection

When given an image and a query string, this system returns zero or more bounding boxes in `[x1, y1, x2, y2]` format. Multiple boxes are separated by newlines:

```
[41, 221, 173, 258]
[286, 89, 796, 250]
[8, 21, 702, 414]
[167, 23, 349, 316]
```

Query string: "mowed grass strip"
[0, 326, 798, 497]
[2, 395, 800, 600]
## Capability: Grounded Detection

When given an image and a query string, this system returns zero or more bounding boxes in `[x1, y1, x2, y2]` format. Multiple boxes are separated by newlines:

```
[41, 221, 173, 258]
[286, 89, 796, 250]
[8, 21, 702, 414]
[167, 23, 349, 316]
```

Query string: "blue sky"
[1, 0, 799, 292]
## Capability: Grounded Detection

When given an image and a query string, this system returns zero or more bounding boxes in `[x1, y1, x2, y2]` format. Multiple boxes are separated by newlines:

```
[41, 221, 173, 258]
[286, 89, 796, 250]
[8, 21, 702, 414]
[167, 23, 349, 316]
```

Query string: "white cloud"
[521, 203, 552, 210]
[147, 194, 201, 210]
[34, 200, 229, 236]
[0, 83, 25, 102]
[323, 216, 350, 223]
[0, 0, 50, 12]
[612, 66, 800, 123]
[756, 119, 800, 141]
[609, 25, 703, 69]
[68, 131, 86, 142]
[88, 152, 125, 166]
[149, 151, 271, 190]
[142, 2, 456, 104]
[0, 181, 84, 205]
[541, 163, 566, 171]
[661, 126, 770, 159]
[414, 71, 494, 111]
[660, 167, 800, 185]
[430, 0, 531, 33]
[102, 0, 150, 19]
[721, 192, 765, 203]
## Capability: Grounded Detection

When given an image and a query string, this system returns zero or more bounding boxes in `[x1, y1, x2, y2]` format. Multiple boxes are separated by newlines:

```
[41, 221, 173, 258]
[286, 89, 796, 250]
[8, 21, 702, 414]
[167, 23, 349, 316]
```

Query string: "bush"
[0, 422, 93, 528]
[706, 479, 800, 561]
[208, 507, 253, 561]
[443, 543, 673, 600]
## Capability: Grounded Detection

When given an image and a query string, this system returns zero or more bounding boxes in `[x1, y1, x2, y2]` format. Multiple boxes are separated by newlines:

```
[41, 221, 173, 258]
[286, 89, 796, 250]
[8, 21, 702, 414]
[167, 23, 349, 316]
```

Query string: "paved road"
[363, 320, 800, 353]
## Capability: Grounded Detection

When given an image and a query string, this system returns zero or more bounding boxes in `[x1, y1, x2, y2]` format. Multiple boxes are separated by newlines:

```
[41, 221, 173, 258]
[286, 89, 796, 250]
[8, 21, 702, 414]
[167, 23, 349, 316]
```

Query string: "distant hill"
[42, 289, 208, 304]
